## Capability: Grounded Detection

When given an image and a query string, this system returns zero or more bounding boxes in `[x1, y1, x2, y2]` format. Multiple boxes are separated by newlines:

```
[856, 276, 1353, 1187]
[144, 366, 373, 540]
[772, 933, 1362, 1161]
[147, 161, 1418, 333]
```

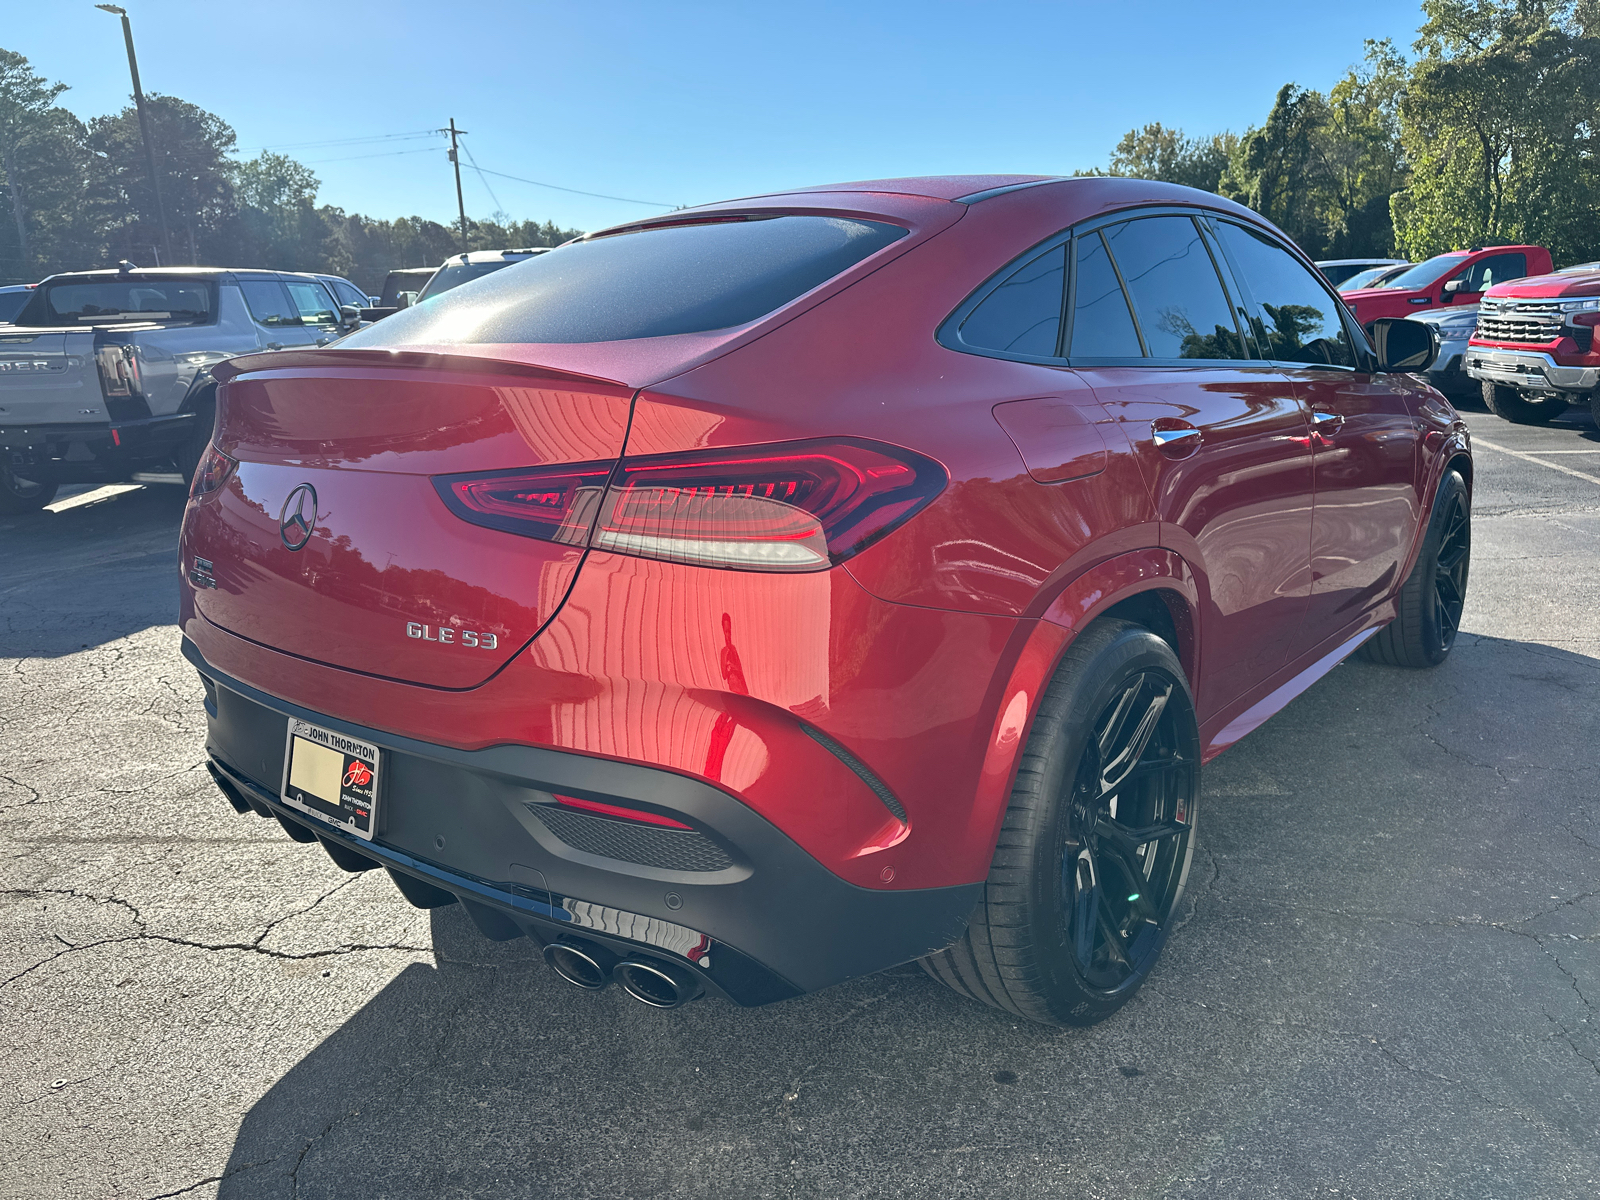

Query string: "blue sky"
[11, 0, 1425, 234]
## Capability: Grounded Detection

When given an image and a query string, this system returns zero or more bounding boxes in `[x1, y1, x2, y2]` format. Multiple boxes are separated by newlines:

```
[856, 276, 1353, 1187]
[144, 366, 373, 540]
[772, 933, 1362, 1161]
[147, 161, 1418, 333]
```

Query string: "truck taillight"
[95, 344, 141, 398]
[433, 438, 946, 572]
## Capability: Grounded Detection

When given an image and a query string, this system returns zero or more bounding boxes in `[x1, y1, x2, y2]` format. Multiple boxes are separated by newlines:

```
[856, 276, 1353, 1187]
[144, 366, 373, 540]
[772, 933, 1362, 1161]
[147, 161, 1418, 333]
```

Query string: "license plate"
[280, 720, 380, 840]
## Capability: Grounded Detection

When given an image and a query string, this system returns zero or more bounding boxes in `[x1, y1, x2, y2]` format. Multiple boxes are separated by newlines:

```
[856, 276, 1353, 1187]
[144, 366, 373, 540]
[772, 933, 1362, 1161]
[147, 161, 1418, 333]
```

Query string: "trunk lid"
[185, 348, 635, 689]
[0, 329, 106, 425]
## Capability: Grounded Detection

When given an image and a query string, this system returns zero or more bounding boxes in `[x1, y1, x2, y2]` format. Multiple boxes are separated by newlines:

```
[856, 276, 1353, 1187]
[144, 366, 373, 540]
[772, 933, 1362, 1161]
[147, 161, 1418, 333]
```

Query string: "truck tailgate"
[0, 330, 106, 425]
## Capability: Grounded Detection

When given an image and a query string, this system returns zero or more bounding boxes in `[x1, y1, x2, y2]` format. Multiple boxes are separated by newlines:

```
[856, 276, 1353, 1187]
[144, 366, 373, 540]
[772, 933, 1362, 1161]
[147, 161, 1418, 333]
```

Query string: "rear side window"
[957, 245, 1065, 356]
[344, 216, 907, 346]
[1215, 222, 1356, 368]
[1101, 216, 1243, 360]
[1457, 252, 1527, 293]
[1068, 231, 1143, 358]
[239, 280, 298, 327]
[284, 280, 338, 325]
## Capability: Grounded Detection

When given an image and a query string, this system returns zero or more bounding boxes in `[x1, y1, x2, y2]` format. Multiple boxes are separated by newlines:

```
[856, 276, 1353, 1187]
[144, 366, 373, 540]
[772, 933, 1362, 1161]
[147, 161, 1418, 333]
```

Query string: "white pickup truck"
[0, 265, 359, 511]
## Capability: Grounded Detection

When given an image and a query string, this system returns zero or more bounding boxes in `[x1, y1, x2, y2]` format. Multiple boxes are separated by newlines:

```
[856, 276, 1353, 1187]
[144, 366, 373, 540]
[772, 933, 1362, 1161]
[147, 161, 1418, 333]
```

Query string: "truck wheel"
[920, 619, 1199, 1027]
[174, 394, 217, 486]
[0, 461, 58, 514]
[1482, 381, 1567, 425]
[1359, 469, 1470, 669]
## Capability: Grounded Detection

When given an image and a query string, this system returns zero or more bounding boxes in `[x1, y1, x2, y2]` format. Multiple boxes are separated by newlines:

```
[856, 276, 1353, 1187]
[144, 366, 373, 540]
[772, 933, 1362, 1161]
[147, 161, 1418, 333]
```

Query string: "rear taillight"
[190, 445, 237, 497]
[437, 439, 944, 572]
[433, 462, 613, 543]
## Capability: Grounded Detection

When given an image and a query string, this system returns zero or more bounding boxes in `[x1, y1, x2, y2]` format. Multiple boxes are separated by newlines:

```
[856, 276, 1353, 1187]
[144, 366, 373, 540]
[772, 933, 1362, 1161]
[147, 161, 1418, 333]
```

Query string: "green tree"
[1393, 0, 1600, 263]
[87, 93, 238, 265]
[0, 48, 79, 279]
[1106, 122, 1238, 193]
[232, 152, 325, 270]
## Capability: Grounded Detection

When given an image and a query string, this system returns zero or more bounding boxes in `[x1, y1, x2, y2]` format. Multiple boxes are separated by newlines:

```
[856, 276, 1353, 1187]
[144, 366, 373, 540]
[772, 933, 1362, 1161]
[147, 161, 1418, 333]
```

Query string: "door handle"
[1151, 421, 1201, 457]
[1312, 410, 1344, 433]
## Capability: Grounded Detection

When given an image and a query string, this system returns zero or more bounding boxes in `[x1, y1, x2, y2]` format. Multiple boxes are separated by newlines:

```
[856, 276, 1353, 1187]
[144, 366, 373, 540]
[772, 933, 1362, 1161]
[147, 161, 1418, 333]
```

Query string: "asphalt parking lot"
[2, 398, 1598, 1200]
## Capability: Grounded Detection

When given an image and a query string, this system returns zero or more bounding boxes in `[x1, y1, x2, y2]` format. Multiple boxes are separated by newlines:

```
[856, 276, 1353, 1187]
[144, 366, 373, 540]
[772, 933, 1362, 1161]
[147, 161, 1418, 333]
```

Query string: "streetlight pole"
[95, 5, 173, 265]
[446, 118, 468, 254]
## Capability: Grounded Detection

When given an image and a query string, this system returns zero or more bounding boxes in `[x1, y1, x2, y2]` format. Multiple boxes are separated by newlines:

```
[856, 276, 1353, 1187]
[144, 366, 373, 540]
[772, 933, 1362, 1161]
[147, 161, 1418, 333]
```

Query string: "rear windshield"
[21, 279, 216, 325]
[343, 215, 908, 346]
[1380, 253, 1470, 292]
[417, 259, 525, 301]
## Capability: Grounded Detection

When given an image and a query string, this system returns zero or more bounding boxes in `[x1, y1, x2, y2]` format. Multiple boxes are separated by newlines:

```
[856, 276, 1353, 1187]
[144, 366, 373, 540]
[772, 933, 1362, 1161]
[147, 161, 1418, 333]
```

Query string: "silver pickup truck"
[0, 265, 359, 512]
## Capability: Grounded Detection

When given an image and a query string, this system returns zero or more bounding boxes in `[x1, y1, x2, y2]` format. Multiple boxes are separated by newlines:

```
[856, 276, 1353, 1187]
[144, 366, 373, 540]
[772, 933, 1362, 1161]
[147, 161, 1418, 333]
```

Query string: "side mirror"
[1366, 317, 1439, 373]
[1442, 278, 1463, 296]
[339, 304, 363, 327]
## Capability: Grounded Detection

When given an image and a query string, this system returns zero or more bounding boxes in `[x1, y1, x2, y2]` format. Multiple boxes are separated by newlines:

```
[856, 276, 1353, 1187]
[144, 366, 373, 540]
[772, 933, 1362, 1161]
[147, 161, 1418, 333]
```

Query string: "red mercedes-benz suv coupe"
[179, 176, 1469, 1026]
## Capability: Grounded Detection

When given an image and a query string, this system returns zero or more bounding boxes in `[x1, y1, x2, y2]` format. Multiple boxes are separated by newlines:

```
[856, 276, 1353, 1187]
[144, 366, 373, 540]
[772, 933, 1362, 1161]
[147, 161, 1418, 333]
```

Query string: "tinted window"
[343, 216, 907, 346]
[284, 280, 338, 325]
[331, 279, 367, 308]
[25, 280, 214, 325]
[1215, 222, 1356, 368]
[1068, 231, 1143, 357]
[239, 280, 298, 327]
[1458, 253, 1527, 293]
[1103, 217, 1243, 360]
[959, 245, 1064, 356]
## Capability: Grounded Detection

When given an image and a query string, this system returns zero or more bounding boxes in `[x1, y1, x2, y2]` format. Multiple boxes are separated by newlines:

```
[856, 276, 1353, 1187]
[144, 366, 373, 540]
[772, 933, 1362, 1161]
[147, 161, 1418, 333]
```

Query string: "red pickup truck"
[1342, 245, 1553, 324]
[1465, 264, 1600, 424]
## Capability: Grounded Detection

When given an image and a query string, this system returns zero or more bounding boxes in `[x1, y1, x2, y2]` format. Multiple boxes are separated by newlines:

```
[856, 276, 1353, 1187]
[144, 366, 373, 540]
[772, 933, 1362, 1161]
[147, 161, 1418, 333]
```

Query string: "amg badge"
[406, 621, 498, 649]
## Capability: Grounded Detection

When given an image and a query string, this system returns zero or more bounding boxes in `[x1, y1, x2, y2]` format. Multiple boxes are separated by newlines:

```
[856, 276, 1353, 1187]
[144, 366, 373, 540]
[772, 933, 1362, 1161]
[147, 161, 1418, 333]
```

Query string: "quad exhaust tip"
[614, 958, 703, 1009]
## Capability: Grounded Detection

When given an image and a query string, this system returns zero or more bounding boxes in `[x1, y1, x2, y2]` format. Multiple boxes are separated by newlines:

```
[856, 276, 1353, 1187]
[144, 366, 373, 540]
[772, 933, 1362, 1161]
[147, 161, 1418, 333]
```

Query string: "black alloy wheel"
[1062, 670, 1195, 993]
[0, 460, 58, 514]
[1431, 488, 1470, 651]
[921, 619, 1200, 1027]
[1360, 468, 1471, 669]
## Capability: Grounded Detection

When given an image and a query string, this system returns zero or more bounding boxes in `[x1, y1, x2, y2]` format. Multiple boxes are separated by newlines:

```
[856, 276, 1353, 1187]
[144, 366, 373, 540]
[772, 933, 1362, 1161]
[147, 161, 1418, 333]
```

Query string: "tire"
[921, 619, 1200, 1027]
[1359, 469, 1470, 669]
[0, 460, 58, 514]
[1482, 380, 1567, 425]
[173, 393, 216, 487]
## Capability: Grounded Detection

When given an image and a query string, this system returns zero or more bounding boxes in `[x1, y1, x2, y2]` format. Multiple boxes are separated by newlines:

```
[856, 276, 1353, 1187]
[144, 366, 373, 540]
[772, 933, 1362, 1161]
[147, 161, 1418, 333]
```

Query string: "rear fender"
[962, 548, 1198, 861]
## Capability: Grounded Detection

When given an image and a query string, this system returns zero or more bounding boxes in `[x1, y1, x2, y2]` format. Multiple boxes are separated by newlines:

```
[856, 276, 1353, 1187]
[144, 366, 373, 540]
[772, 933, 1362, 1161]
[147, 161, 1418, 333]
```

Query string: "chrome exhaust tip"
[614, 958, 703, 1009]
[543, 939, 613, 990]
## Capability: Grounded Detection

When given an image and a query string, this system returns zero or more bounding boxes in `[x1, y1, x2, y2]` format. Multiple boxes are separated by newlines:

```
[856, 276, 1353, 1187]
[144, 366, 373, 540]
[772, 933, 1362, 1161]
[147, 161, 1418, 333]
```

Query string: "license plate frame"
[280, 719, 381, 840]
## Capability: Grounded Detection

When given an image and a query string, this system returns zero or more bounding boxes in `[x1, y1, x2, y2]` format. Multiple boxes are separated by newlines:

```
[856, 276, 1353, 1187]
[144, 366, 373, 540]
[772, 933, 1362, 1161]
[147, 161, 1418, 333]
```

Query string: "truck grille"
[1475, 299, 1563, 343]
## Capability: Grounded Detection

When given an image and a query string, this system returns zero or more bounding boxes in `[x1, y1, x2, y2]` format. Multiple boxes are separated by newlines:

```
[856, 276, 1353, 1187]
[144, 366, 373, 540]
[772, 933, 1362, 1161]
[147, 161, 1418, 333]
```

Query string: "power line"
[302, 147, 444, 165]
[458, 142, 503, 213]
[468, 165, 677, 209]
[240, 129, 443, 154]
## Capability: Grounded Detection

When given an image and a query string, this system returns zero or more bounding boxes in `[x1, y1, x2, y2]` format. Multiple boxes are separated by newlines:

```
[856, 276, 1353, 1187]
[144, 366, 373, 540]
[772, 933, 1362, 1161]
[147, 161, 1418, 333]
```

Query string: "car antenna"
[117, 260, 138, 274]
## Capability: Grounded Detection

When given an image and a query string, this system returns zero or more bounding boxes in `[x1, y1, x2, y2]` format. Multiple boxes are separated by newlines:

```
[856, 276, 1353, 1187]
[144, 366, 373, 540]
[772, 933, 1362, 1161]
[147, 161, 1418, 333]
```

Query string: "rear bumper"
[185, 638, 980, 1004]
[0, 414, 194, 483]
[1465, 347, 1600, 394]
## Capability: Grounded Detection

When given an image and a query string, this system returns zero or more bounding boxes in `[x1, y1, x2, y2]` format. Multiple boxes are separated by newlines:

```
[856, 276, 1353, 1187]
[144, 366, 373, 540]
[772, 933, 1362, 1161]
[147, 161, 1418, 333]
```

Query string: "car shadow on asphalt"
[211, 631, 1600, 1197]
[0, 484, 187, 657]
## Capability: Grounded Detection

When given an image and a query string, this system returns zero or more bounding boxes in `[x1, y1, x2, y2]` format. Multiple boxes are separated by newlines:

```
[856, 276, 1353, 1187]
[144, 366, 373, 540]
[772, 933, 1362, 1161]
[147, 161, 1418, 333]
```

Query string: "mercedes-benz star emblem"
[278, 483, 318, 551]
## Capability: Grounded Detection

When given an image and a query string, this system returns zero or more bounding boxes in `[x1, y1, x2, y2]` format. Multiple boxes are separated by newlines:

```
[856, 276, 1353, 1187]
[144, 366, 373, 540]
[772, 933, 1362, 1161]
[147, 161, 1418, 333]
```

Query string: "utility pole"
[446, 118, 468, 254]
[96, 5, 173, 265]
